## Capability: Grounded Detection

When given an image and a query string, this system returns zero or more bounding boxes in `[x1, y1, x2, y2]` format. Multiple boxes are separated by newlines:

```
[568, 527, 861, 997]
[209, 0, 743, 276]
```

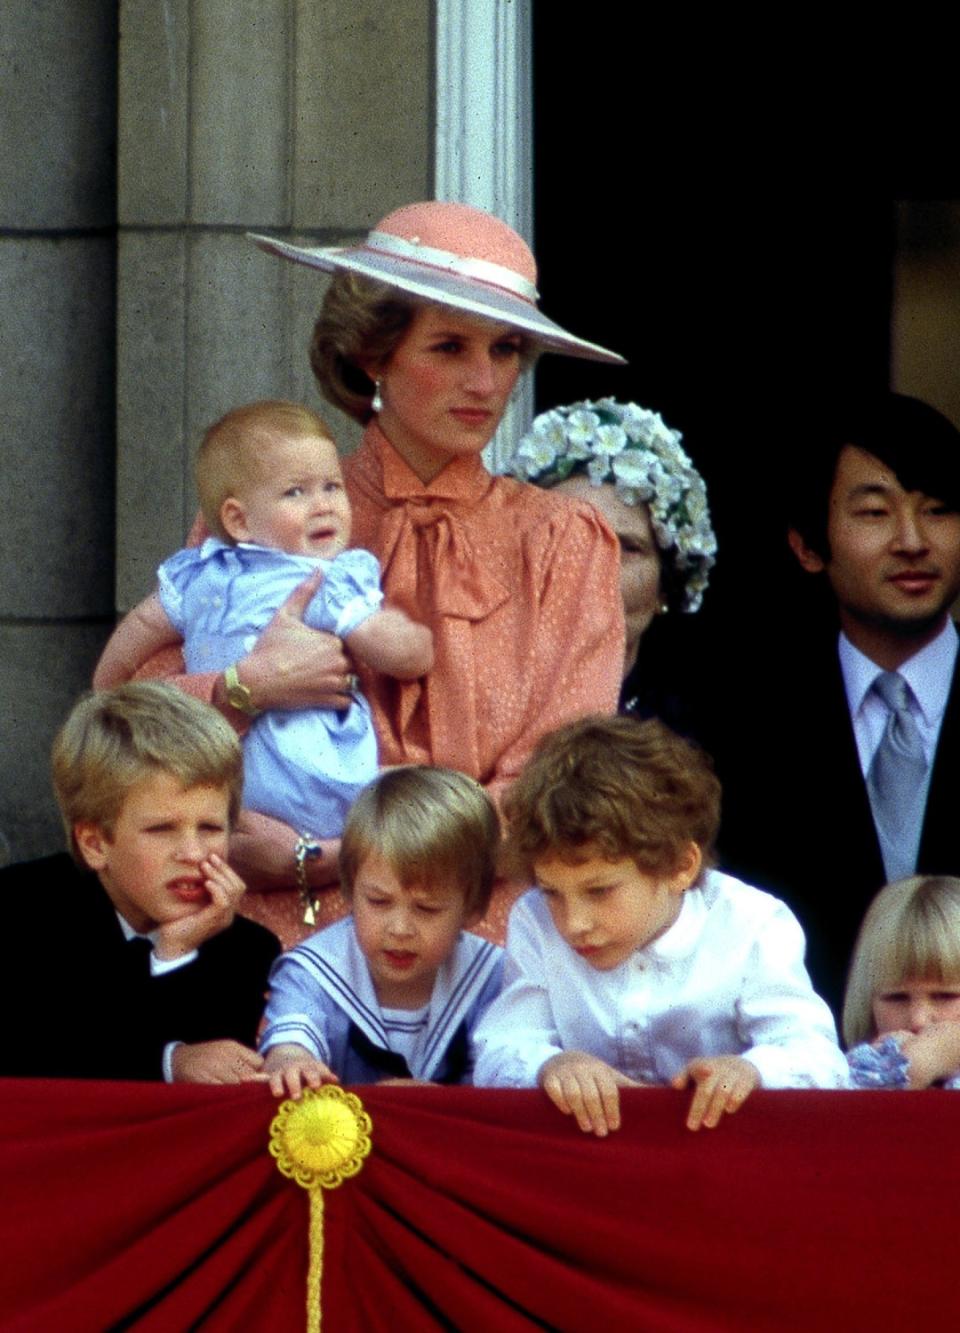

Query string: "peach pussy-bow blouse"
[343, 422, 625, 798]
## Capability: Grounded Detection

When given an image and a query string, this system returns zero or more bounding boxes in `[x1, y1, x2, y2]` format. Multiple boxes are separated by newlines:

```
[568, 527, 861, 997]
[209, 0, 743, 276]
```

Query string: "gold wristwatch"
[223, 663, 259, 717]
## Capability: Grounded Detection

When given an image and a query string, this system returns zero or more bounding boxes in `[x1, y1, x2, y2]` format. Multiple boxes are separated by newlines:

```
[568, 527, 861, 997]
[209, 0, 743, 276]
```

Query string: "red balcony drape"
[0, 1081, 955, 1331]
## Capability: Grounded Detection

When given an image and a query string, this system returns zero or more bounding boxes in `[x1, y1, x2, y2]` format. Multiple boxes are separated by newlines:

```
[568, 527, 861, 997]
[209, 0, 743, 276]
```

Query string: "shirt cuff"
[474, 1041, 561, 1089]
[335, 588, 383, 637]
[259, 1017, 326, 1062]
[163, 1041, 182, 1083]
[151, 948, 198, 976]
[846, 1035, 911, 1089]
[743, 1041, 850, 1089]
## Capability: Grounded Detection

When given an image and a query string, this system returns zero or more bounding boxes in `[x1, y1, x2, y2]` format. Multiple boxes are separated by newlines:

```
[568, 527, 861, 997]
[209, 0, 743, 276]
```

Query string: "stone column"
[116, 0, 433, 607]
[0, 4, 119, 858]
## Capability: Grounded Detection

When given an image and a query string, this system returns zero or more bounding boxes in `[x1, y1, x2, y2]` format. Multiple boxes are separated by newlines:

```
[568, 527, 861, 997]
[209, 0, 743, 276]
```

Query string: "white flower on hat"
[564, 409, 602, 448]
[507, 398, 717, 614]
[587, 454, 611, 486]
[593, 423, 628, 456]
[515, 433, 558, 474]
[611, 450, 651, 487]
[685, 482, 712, 531]
[530, 411, 567, 449]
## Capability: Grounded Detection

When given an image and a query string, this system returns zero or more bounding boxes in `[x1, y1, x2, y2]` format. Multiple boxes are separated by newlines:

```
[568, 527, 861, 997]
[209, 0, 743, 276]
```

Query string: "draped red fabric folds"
[0, 1082, 955, 1331]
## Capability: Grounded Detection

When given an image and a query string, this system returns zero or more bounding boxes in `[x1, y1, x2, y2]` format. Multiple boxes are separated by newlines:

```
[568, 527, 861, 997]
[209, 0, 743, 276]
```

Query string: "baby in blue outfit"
[96, 400, 433, 839]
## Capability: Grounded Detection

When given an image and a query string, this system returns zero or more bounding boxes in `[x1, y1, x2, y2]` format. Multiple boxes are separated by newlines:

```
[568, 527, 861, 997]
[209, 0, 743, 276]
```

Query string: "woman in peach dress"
[114, 201, 626, 946]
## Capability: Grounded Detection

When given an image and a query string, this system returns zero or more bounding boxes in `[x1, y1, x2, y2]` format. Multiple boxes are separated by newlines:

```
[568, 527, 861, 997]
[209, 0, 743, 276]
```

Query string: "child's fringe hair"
[842, 875, 960, 1046]
[339, 766, 500, 919]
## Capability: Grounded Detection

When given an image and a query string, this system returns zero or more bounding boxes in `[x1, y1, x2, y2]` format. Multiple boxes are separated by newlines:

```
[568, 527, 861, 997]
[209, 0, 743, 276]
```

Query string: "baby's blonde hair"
[842, 875, 960, 1046]
[52, 682, 244, 860]
[339, 766, 500, 920]
[195, 399, 335, 540]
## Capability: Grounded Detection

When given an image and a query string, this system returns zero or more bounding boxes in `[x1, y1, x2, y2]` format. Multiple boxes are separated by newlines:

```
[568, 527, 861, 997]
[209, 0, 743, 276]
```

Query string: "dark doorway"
[531, 8, 894, 662]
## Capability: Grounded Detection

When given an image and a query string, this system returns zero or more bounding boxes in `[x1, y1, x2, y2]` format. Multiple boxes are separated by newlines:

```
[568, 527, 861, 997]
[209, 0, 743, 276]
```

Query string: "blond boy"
[0, 682, 278, 1081]
[260, 766, 503, 1093]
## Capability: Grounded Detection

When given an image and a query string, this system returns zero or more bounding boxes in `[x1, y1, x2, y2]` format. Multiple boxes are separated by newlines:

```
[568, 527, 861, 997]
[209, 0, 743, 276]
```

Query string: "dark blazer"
[0, 853, 280, 1080]
[709, 637, 960, 1019]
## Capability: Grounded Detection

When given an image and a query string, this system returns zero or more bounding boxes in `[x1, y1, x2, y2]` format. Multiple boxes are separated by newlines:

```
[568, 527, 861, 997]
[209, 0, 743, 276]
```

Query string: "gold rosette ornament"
[269, 1086, 373, 1331]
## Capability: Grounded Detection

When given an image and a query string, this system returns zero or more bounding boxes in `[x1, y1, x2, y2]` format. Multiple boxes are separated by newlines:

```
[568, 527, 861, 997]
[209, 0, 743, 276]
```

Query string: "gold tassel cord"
[269, 1086, 373, 1332]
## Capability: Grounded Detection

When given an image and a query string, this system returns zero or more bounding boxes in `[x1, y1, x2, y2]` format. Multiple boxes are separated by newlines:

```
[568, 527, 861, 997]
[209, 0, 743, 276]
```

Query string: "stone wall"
[0, 3, 119, 859]
[116, 0, 432, 606]
[0, 1, 432, 861]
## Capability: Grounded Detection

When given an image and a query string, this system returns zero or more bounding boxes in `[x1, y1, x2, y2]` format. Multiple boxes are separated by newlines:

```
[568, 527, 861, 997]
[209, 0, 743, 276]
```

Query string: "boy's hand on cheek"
[172, 1040, 265, 1084]
[539, 1051, 640, 1137]
[154, 854, 246, 959]
[672, 1055, 759, 1131]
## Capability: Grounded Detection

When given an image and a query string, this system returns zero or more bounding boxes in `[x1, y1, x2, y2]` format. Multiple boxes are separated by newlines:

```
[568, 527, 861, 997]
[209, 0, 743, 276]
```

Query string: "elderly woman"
[114, 202, 627, 945]
[508, 398, 716, 721]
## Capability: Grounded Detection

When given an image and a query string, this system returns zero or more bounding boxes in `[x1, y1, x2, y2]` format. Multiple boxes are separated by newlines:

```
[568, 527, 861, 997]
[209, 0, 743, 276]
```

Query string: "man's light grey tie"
[866, 671, 928, 882]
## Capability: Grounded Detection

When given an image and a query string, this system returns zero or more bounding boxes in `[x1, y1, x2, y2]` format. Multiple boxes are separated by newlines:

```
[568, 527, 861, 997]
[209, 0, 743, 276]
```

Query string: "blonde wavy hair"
[842, 875, 960, 1046]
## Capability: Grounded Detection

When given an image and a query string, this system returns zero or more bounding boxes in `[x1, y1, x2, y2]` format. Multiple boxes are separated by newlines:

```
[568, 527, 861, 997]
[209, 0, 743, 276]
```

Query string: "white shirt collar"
[641, 883, 706, 964]
[839, 618, 958, 727]
[115, 911, 156, 945]
[296, 918, 501, 1081]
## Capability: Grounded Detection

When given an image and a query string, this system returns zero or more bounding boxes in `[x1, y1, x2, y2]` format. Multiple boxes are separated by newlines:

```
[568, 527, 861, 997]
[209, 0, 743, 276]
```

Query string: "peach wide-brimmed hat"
[249, 200, 625, 365]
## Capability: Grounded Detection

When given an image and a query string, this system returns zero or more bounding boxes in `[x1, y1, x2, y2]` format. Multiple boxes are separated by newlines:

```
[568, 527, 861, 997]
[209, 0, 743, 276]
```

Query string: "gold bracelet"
[294, 834, 324, 925]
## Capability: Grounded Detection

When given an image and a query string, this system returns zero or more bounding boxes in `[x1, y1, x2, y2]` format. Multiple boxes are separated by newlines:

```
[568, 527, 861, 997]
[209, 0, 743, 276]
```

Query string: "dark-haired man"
[714, 393, 960, 1016]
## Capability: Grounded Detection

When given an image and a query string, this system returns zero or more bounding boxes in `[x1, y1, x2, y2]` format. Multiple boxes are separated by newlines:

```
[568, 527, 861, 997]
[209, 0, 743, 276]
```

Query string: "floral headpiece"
[508, 398, 717, 613]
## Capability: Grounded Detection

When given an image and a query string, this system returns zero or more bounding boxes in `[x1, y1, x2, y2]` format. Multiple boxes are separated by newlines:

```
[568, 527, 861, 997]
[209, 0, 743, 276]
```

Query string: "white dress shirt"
[839, 618, 958, 775]
[472, 871, 848, 1090]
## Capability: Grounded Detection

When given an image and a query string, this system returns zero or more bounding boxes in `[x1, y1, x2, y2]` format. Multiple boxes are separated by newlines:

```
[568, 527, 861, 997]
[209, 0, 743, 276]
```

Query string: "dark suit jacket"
[0, 853, 280, 1080]
[708, 635, 960, 1019]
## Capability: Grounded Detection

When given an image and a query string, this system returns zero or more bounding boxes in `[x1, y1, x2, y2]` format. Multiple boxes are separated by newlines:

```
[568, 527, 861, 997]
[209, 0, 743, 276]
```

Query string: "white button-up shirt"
[472, 870, 848, 1090]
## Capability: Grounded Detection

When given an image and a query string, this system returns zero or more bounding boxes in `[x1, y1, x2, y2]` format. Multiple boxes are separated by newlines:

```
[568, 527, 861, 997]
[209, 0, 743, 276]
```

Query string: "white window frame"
[434, 0, 534, 472]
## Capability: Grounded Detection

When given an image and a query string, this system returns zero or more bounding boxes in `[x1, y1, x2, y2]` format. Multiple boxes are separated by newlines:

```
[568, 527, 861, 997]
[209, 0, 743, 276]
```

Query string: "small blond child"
[472, 716, 847, 1133]
[0, 682, 279, 1082]
[844, 875, 960, 1089]
[260, 766, 504, 1093]
[94, 400, 432, 841]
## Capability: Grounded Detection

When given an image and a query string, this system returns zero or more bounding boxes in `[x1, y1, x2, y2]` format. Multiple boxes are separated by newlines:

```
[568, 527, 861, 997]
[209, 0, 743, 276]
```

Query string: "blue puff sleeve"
[156, 543, 214, 635]
[846, 1035, 910, 1089]
[306, 548, 383, 638]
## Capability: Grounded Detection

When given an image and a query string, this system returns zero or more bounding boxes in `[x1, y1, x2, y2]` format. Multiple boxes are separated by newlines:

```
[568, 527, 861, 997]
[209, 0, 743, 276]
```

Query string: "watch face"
[225, 667, 256, 715]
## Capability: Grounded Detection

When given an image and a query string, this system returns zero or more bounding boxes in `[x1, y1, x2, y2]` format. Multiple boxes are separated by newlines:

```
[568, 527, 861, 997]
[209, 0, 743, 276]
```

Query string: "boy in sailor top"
[261, 767, 503, 1092]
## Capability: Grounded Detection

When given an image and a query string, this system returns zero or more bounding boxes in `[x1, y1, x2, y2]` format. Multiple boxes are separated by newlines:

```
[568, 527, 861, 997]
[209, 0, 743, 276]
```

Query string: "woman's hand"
[230, 809, 342, 895]
[171, 1040, 265, 1085]
[216, 570, 355, 714]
